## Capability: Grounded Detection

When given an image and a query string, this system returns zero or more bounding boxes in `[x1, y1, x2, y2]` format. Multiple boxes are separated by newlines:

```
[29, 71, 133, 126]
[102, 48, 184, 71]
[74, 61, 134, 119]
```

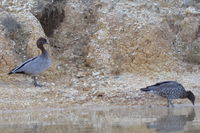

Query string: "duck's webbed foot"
[32, 76, 43, 87]
[34, 82, 43, 87]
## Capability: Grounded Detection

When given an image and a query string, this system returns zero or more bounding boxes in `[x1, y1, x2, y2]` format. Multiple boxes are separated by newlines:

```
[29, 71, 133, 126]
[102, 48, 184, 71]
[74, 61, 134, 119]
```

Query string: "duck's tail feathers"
[140, 87, 151, 92]
[8, 70, 25, 75]
[8, 68, 16, 74]
[8, 71, 13, 75]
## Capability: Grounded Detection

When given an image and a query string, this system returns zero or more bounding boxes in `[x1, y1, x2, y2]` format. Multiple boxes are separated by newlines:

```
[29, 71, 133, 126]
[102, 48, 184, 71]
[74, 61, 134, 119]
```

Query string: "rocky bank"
[0, 0, 200, 109]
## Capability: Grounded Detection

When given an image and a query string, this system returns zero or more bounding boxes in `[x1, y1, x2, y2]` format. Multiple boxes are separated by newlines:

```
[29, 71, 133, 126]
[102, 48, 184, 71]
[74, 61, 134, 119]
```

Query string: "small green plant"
[1, 15, 21, 39]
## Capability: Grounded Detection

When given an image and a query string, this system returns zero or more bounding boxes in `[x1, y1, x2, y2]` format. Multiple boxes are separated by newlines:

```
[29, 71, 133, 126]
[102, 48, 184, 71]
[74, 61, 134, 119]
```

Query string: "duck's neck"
[38, 44, 46, 54]
[180, 91, 188, 98]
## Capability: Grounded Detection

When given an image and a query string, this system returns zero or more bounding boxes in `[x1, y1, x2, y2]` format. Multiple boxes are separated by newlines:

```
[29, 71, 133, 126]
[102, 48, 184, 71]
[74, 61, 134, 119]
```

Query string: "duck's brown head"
[187, 91, 195, 105]
[36, 37, 48, 52]
[37, 37, 48, 46]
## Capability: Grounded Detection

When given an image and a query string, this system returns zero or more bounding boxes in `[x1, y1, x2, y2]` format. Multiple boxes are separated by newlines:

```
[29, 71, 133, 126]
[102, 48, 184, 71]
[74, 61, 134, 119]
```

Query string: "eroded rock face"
[33, 0, 65, 37]
[1, 0, 200, 109]
[0, 33, 14, 75]
[46, 0, 200, 75]
[46, 0, 99, 77]
[0, 0, 200, 81]
[179, 17, 199, 42]
[86, 0, 174, 73]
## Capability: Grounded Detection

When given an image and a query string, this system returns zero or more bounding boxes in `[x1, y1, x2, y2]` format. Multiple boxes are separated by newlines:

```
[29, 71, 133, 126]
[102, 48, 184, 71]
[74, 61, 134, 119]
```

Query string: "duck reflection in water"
[146, 108, 195, 133]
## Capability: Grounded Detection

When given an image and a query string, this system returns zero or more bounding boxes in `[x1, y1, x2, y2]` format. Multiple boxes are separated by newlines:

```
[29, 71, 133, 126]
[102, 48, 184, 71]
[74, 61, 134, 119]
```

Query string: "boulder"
[0, 0, 200, 80]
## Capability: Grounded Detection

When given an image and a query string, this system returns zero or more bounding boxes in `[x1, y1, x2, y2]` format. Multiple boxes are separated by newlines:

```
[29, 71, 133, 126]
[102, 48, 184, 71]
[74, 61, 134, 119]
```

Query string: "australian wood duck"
[141, 81, 195, 107]
[8, 37, 51, 87]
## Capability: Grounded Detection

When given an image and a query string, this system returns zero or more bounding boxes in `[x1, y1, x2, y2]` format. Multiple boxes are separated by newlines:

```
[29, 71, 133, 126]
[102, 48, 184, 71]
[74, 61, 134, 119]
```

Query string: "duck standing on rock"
[140, 81, 195, 107]
[8, 37, 51, 87]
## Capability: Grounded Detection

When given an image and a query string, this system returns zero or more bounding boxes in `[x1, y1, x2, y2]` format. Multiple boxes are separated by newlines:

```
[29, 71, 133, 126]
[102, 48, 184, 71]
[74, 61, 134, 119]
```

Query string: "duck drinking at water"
[140, 81, 195, 107]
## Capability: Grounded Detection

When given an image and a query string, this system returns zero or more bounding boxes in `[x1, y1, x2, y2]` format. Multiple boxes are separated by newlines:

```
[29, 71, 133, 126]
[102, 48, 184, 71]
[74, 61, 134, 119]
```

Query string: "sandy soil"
[0, 71, 200, 110]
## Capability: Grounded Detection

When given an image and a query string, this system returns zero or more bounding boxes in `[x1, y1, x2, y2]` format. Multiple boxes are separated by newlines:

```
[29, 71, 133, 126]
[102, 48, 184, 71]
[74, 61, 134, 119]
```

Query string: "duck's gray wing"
[156, 82, 186, 98]
[140, 81, 186, 98]
[8, 56, 38, 74]
[141, 81, 177, 91]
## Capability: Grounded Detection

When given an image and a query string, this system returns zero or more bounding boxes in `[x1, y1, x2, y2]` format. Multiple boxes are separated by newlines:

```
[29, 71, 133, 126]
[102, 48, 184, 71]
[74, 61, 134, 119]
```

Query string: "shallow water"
[0, 105, 200, 133]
